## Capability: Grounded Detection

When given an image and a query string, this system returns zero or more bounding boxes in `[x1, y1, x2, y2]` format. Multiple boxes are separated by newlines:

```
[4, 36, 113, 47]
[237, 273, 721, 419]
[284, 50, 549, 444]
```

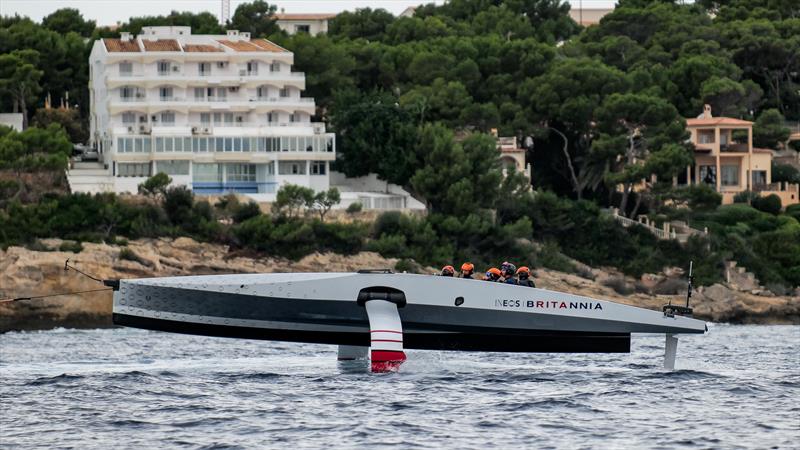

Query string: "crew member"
[460, 262, 475, 279]
[441, 265, 455, 277]
[484, 267, 502, 282]
[502, 263, 518, 285]
[516, 266, 536, 288]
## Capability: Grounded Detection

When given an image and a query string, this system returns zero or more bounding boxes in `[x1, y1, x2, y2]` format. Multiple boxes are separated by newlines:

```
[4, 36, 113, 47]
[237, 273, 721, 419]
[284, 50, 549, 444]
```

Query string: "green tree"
[311, 187, 341, 221]
[230, 0, 278, 37]
[594, 93, 691, 216]
[41, 8, 96, 36]
[410, 125, 502, 216]
[771, 162, 800, 184]
[753, 109, 790, 149]
[32, 107, 87, 144]
[0, 50, 43, 129]
[137, 173, 172, 200]
[329, 8, 395, 41]
[272, 184, 315, 218]
[330, 90, 418, 185]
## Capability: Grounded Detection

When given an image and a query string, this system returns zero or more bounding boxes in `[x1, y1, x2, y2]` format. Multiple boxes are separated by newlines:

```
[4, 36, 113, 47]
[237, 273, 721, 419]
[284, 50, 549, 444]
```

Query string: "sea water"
[1, 324, 798, 449]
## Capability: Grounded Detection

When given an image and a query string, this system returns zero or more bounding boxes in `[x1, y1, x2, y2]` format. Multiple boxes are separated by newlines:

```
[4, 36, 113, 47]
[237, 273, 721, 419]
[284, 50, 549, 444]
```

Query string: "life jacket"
[504, 277, 518, 285]
[518, 278, 535, 288]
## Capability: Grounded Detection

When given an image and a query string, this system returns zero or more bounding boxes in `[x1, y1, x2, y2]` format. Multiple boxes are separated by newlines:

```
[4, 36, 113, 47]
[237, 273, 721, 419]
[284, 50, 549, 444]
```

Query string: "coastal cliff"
[1, 238, 797, 332]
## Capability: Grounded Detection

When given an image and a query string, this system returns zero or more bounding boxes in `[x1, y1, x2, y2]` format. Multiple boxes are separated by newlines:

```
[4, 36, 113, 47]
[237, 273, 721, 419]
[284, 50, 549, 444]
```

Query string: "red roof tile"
[250, 39, 287, 52]
[183, 44, 224, 52]
[217, 40, 261, 51]
[142, 39, 181, 51]
[104, 38, 140, 52]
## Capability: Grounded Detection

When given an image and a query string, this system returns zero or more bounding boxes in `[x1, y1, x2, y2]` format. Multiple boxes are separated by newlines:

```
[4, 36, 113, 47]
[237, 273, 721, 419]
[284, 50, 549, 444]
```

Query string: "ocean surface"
[1, 324, 798, 449]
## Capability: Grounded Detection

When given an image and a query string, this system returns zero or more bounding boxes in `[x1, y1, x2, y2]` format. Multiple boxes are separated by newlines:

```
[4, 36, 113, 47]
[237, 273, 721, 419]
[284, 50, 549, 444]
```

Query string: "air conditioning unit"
[135, 92, 145, 98]
[217, 62, 227, 68]
[202, 127, 211, 134]
[229, 86, 239, 92]
[313, 124, 324, 134]
[139, 115, 147, 123]
[191, 126, 198, 134]
[127, 126, 134, 133]
[239, 69, 247, 76]
[139, 125, 150, 134]
[172, 66, 179, 72]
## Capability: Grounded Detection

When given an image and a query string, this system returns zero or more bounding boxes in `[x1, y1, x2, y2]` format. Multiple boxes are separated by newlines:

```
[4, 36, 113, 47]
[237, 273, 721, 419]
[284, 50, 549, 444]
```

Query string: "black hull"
[113, 313, 631, 353]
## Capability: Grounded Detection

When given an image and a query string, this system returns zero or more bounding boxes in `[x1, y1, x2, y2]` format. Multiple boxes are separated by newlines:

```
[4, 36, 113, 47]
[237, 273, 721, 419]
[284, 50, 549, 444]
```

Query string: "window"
[200, 113, 211, 124]
[157, 60, 170, 75]
[267, 112, 277, 123]
[697, 129, 715, 144]
[226, 164, 256, 182]
[120, 86, 135, 99]
[157, 160, 190, 175]
[295, 24, 311, 33]
[699, 165, 716, 185]
[199, 62, 211, 76]
[311, 161, 326, 175]
[270, 62, 280, 72]
[247, 61, 258, 75]
[119, 61, 133, 76]
[279, 161, 306, 175]
[161, 111, 175, 124]
[118, 163, 151, 177]
[279, 87, 290, 97]
[194, 87, 205, 100]
[193, 164, 222, 182]
[159, 86, 173, 100]
[122, 112, 136, 124]
[752, 170, 767, 187]
[257, 86, 268, 98]
[721, 165, 739, 187]
[289, 113, 297, 123]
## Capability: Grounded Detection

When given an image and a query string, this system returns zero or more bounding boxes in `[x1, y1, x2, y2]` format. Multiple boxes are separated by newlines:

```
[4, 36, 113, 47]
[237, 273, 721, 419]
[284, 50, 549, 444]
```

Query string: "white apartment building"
[83, 26, 335, 195]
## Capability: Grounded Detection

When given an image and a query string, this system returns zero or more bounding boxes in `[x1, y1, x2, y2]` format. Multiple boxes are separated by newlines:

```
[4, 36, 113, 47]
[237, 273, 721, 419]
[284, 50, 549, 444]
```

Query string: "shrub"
[733, 190, 758, 204]
[537, 241, 576, 274]
[137, 173, 172, 199]
[272, 184, 314, 218]
[683, 184, 722, 211]
[652, 278, 687, 295]
[602, 276, 634, 295]
[119, 247, 147, 266]
[58, 241, 83, 253]
[771, 163, 800, 184]
[232, 201, 261, 224]
[24, 239, 52, 252]
[785, 204, 800, 222]
[346, 202, 363, 214]
[752, 194, 782, 215]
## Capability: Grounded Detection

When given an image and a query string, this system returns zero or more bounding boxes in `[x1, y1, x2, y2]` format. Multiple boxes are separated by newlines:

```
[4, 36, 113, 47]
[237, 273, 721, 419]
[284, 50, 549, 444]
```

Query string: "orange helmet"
[488, 267, 502, 276]
[516, 266, 530, 275]
[441, 265, 455, 276]
[461, 262, 474, 273]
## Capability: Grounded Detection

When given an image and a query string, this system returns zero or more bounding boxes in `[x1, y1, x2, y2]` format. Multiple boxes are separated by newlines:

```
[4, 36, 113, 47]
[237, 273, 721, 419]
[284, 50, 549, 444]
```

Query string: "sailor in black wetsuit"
[460, 262, 475, 279]
[501, 263, 517, 285]
[516, 266, 536, 288]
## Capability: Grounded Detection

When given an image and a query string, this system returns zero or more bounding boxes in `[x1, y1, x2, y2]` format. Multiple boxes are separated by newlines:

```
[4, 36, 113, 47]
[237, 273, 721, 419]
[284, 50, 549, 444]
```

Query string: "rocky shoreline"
[1, 238, 798, 332]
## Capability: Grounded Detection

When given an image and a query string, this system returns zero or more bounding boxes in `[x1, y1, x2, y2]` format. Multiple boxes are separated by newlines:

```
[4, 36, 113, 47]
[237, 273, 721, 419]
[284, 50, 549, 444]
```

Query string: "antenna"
[685, 260, 693, 308]
[220, 0, 231, 26]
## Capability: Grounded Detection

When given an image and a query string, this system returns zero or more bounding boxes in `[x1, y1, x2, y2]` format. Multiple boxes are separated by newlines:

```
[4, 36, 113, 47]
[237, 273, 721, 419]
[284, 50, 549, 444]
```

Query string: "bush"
[346, 202, 363, 214]
[119, 247, 148, 266]
[58, 240, 83, 253]
[785, 204, 800, 222]
[537, 241, 576, 274]
[232, 201, 261, 224]
[733, 190, 758, 204]
[682, 185, 722, 211]
[24, 239, 52, 252]
[752, 194, 782, 215]
[602, 276, 634, 295]
[652, 278, 687, 295]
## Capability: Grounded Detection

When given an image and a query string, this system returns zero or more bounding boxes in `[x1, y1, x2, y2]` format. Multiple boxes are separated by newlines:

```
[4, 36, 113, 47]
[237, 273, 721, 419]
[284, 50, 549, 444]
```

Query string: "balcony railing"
[720, 143, 748, 152]
[119, 95, 146, 102]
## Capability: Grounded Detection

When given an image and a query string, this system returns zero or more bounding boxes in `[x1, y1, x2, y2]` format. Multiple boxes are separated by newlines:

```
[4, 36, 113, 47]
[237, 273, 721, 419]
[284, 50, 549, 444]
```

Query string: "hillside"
[2, 238, 797, 332]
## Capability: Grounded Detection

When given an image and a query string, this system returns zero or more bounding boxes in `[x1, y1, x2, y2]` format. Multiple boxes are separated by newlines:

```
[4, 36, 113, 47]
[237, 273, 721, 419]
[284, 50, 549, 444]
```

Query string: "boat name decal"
[494, 299, 602, 310]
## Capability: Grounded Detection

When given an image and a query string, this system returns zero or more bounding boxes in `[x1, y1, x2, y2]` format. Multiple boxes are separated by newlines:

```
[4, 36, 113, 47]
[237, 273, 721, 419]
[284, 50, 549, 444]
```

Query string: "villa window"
[198, 62, 211, 76]
[295, 24, 311, 34]
[247, 61, 258, 75]
[257, 86, 268, 98]
[279, 87, 290, 97]
[267, 112, 277, 123]
[156, 160, 189, 176]
[270, 62, 280, 72]
[699, 165, 716, 186]
[226, 164, 256, 182]
[120, 86, 135, 99]
[752, 170, 767, 187]
[311, 161, 326, 175]
[289, 113, 297, 123]
[200, 113, 211, 124]
[117, 162, 151, 177]
[159, 86, 173, 101]
[279, 161, 306, 175]
[119, 61, 133, 76]
[721, 165, 739, 187]
[121, 112, 136, 124]
[161, 111, 176, 124]
[157, 60, 171, 75]
[194, 87, 205, 100]
[697, 130, 715, 144]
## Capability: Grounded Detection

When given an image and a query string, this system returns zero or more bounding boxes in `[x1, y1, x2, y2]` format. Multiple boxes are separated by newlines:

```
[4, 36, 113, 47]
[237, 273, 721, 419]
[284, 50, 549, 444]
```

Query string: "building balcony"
[105, 71, 306, 89]
[720, 143, 749, 153]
